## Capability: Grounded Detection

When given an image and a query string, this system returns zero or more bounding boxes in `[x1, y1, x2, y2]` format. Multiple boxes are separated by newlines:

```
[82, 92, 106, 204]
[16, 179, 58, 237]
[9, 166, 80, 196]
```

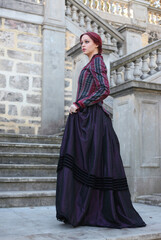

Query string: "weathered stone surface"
[19, 126, 35, 134]
[29, 120, 41, 124]
[17, 42, 41, 52]
[0, 48, 5, 56]
[9, 76, 29, 90]
[0, 129, 5, 133]
[8, 105, 18, 116]
[17, 63, 41, 75]
[0, 74, 6, 88]
[0, 30, 15, 47]
[65, 100, 72, 107]
[0, 91, 23, 102]
[7, 50, 32, 61]
[0, 1, 44, 15]
[7, 129, 15, 134]
[0, 18, 2, 27]
[26, 94, 41, 104]
[65, 80, 70, 88]
[0, 59, 13, 71]
[65, 68, 72, 78]
[32, 77, 41, 88]
[18, 34, 42, 43]
[4, 19, 39, 35]
[21, 106, 41, 117]
[34, 53, 42, 62]
[0, 104, 5, 114]
[10, 119, 25, 123]
[0, 117, 9, 122]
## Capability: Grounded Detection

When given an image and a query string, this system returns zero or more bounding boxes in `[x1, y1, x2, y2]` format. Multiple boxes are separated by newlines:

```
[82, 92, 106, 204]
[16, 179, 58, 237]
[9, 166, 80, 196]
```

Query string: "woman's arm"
[73, 57, 110, 110]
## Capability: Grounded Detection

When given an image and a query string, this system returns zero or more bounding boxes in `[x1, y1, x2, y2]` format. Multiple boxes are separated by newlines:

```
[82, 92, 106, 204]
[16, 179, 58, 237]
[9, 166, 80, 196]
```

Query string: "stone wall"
[0, 17, 42, 135]
[64, 31, 77, 121]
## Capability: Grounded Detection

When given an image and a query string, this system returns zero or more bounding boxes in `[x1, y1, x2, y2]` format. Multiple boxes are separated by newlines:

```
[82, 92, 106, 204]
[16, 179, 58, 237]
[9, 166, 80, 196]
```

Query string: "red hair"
[80, 32, 102, 55]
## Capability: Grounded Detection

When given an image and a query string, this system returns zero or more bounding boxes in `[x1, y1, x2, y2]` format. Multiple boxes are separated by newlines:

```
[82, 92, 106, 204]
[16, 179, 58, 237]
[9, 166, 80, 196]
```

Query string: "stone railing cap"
[118, 24, 146, 34]
[110, 80, 161, 97]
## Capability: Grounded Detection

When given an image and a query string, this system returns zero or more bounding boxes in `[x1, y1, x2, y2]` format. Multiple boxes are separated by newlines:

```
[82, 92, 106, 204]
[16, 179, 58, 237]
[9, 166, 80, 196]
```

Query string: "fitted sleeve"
[73, 56, 110, 110]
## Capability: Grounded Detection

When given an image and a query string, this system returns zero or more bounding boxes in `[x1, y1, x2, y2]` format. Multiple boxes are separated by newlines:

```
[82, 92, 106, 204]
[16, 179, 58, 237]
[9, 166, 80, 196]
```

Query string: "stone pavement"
[0, 203, 161, 240]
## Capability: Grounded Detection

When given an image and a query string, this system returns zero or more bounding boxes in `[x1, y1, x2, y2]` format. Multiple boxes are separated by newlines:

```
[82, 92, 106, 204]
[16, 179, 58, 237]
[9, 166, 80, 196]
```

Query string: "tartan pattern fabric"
[73, 54, 110, 110]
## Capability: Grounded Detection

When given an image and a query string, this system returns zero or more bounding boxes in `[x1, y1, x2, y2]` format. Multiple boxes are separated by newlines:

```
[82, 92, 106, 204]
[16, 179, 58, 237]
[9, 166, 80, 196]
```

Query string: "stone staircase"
[136, 194, 161, 207]
[0, 133, 62, 208]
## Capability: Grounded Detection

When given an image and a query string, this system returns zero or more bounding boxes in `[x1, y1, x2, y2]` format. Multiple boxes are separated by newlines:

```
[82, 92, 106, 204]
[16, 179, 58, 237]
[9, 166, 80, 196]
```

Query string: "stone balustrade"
[66, 0, 124, 56]
[81, 0, 131, 18]
[110, 39, 161, 86]
[80, 0, 161, 25]
[148, 6, 161, 24]
[149, 0, 161, 8]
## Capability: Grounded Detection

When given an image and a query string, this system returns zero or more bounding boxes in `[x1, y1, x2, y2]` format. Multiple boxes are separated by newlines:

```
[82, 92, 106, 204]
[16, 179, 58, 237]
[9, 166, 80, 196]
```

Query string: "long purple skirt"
[56, 104, 146, 228]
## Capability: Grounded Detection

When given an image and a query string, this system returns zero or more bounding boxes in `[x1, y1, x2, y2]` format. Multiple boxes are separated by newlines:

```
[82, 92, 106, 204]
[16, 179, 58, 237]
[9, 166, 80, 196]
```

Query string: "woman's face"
[80, 34, 98, 57]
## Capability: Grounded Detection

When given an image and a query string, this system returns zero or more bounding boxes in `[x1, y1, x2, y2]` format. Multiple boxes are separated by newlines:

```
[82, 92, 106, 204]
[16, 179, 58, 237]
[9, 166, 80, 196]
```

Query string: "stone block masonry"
[64, 31, 77, 122]
[0, 18, 42, 135]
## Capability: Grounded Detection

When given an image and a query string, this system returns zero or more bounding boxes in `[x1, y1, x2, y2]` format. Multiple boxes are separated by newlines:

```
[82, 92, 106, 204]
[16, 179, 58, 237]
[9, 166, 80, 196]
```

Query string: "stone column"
[110, 81, 161, 201]
[118, 25, 145, 54]
[41, 0, 65, 134]
[129, 0, 149, 27]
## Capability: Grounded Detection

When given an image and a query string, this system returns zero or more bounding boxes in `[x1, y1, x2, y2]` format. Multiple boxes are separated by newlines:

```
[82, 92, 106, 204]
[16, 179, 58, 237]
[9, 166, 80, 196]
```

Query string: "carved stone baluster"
[127, 4, 132, 18]
[149, 50, 156, 75]
[109, 1, 115, 14]
[110, 70, 116, 87]
[104, 0, 109, 12]
[156, 48, 161, 71]
[105, 33, 112, 45]
[85, 0, 90, 7]
[116, 67, 124, 85]
[79, 12, 85, 27]
[117, 43, 123, 57]
[155, 14, 159, 24]
[115, 2, 120, 15]
[111, 38, 117, 47]
[151, 12, 155, 24]
[148, 12, 151, 23]
[102, 0, 105, 12]
[90, 0, 94, 9]
[92, 22, 98, 33]
[65, 2, 71, 17]
[120, 4, 124, 16]
[85, 16, 92, 31]
[133, 58, 141, 80]
[141, 54, 149, 79]
[111, 38, 117, 53]
[71, 6, 78, 22]
[99, 27, 105, 42]
[95, 0, 100, 10]
[124, 63, 133, 81]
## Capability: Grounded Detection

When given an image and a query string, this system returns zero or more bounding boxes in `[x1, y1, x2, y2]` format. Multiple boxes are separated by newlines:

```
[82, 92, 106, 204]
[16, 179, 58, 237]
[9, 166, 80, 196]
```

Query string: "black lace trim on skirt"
[57, 154, 128, 191]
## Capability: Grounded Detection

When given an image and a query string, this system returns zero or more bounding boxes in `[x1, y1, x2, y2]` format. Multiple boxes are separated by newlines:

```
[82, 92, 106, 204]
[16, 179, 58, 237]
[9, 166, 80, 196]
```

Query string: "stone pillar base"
[110, 80, 161, 200]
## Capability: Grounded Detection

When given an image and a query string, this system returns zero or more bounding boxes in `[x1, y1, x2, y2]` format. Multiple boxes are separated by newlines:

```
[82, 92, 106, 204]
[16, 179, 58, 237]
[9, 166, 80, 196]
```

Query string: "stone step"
[136, 194, 161, 207]
[0, 190, 56, 207]
[0, 142, 61, 154]
[0, 164, 57, 177]
[0, 133, 63, 144]
[0, 152, 59, 165]
[0, 177, 57, 191]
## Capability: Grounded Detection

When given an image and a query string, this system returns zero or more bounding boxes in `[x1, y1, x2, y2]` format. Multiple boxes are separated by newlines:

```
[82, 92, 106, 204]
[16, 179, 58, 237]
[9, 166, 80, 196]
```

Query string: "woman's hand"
[69, 104, 78, 114]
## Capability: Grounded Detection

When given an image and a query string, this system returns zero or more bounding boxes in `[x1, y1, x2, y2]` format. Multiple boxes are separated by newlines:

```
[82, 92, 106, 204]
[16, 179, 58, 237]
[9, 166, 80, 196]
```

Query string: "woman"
[56, 32, 146, 228]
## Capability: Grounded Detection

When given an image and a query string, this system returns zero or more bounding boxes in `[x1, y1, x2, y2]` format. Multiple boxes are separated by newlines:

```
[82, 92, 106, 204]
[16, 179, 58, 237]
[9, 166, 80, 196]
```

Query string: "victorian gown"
[56, 54, 146, 228]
